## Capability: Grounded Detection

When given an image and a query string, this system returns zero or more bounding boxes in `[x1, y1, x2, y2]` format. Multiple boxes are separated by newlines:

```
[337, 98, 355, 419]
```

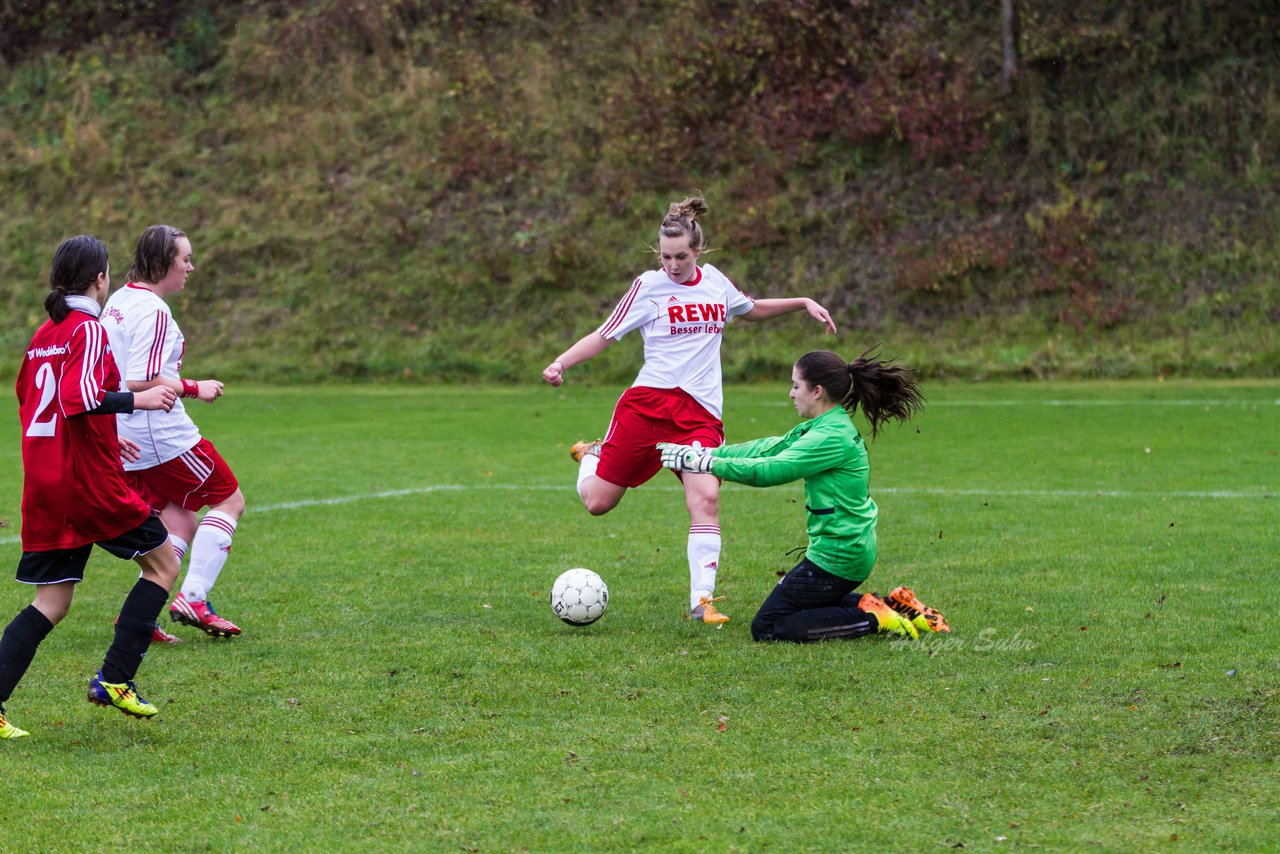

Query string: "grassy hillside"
[1, 1, 1277, 382]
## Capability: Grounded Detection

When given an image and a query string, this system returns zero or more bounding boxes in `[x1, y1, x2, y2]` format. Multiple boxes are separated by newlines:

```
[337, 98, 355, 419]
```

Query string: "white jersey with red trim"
[101, 283, 202, 470]
[597, 264, 754, 419]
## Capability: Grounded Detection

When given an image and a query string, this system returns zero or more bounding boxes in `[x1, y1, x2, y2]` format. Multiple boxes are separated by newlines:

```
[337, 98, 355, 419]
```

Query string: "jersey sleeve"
[712, 422, 852, 488]
[58, 320, 110, 416]
[714, 432, 790, 460]
[597, 277, 659, 341]
[724, 275, 755, 319]
[122, 305, 173, 382]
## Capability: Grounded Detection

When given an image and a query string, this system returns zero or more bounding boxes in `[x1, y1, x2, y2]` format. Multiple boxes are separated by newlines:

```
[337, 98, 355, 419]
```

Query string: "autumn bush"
[0, 0, 1276, 380]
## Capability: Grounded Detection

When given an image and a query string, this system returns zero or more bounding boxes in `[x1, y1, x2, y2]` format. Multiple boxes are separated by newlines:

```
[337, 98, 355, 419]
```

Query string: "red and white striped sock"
[688, 524, 722, 609]
[170, 535, 188, 563]
[181, 510, 237, 602]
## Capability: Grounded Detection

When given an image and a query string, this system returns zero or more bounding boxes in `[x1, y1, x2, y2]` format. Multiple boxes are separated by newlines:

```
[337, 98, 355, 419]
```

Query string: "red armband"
[181, 379, 200, 398]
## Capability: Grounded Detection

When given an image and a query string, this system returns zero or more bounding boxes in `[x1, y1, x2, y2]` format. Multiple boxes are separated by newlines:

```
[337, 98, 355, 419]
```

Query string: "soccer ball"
[550, 568, 609, 626]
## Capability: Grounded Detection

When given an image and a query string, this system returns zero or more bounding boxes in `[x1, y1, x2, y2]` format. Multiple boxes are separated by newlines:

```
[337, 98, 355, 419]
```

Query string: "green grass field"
[0, 380, 1277, 851]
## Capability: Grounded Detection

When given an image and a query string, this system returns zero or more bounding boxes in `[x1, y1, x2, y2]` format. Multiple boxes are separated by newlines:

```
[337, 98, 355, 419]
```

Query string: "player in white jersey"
[101, 225, 246, 639]
[542, 197, 836, 624]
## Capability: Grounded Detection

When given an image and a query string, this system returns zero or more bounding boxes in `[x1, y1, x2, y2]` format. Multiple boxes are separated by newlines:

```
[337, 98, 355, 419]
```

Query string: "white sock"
[576, 454, 600, 500]
[181, 510, 237, 602]
[170, 535, 188, 563]
[688, 524, 722, 609]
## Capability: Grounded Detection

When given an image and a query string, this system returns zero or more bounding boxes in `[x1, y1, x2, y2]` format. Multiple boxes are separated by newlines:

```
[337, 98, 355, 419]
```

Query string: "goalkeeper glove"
[656, 442, 714, 473]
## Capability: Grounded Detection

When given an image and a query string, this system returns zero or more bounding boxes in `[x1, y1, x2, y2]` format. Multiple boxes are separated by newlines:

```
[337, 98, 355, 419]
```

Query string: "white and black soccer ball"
[550, 568, 609, 626]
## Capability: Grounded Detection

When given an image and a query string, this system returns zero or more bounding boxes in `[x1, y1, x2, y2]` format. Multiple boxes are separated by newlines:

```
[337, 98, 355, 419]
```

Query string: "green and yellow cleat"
[858, 593, 919, 639]
[87, 671, 158, 719]
[885, 586, 951, 633]
[0, 706, 29, 739]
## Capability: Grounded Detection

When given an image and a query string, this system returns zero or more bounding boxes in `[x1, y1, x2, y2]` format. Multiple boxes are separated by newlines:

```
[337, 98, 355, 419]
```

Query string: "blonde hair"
[658, 196, 708, 251]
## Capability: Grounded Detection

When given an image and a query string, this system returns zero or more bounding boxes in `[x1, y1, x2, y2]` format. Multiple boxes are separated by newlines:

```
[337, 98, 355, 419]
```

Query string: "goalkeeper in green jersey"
[658, 349, 950, 642]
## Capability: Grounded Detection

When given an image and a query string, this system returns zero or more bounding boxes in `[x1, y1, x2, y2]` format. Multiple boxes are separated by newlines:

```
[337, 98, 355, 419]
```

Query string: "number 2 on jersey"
[26, 362, 58, 437]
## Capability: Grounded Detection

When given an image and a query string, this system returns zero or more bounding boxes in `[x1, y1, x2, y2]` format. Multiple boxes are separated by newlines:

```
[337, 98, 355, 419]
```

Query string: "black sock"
[101, 578, 168, 684]
[0, 605, 55, 705]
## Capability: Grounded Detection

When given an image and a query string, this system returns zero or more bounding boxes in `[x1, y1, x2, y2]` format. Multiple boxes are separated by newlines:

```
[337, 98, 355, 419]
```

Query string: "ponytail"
[795, 348, 925, 438]
[44, 285, 71, 323]
[46, 235, 109, 322]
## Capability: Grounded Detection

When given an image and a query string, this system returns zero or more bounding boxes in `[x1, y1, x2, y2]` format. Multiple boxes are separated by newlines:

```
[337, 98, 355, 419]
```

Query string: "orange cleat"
[885, 586, 951, 633]
[569, 439, 602, 463]
[857, 593, 919, 639]
[689, 596, 730, 624]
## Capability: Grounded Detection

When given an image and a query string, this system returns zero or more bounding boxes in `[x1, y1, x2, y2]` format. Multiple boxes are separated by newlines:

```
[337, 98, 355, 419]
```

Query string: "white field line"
[0, 481, 1271, 546]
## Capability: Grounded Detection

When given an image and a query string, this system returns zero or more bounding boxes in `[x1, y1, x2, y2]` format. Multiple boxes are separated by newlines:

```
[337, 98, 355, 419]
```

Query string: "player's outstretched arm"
[742, 297, 837, 334]
[543, 332, 614, 386]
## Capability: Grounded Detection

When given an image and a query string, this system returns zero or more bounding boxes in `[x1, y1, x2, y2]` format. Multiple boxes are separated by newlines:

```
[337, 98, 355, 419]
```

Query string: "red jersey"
[16, 306, 152, 551]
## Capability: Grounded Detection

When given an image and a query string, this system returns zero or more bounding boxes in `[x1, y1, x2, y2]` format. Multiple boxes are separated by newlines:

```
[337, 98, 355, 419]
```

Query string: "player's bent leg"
[682, 472, 719, 522]
[579, 478, 627, 516]
[97, 570, 170, 715]
[135, 541, 180, 592]
[32, 582, 76, 627]
[752, 560, 862, 642]
[212, 488, 246, 519]
[159, 502, 198, 547]
[181, 501, 241, 611]
[0, 603, 57, 734]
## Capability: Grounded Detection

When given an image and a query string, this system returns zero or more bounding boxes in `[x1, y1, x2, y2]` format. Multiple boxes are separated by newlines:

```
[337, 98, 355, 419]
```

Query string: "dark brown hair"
[127, 224, 186, 284]
[795, 348, 925, 438]
[46, 235, 108, 322]
[658, 196, 708, 251]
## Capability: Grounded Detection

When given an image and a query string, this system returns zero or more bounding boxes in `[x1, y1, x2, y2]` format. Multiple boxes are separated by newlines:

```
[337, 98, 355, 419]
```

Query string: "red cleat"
[115, 617, 181, 644]
[170, 593, 241, 637]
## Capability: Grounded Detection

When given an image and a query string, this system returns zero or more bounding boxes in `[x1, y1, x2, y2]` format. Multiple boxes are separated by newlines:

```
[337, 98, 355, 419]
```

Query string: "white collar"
[66, 294, 102, 318]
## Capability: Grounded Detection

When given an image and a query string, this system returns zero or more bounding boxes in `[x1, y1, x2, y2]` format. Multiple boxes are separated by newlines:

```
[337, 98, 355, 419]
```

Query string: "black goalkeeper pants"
[750, 557, 877, 643]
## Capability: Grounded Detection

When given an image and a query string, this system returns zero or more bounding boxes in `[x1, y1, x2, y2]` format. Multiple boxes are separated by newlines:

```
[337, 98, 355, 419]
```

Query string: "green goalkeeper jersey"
[710, 406, 877, 581]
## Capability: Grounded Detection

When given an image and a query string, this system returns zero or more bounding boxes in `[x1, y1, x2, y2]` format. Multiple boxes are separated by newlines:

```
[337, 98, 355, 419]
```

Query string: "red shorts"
[128, 438, 240, 512]
[596, 386, 724, 489]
